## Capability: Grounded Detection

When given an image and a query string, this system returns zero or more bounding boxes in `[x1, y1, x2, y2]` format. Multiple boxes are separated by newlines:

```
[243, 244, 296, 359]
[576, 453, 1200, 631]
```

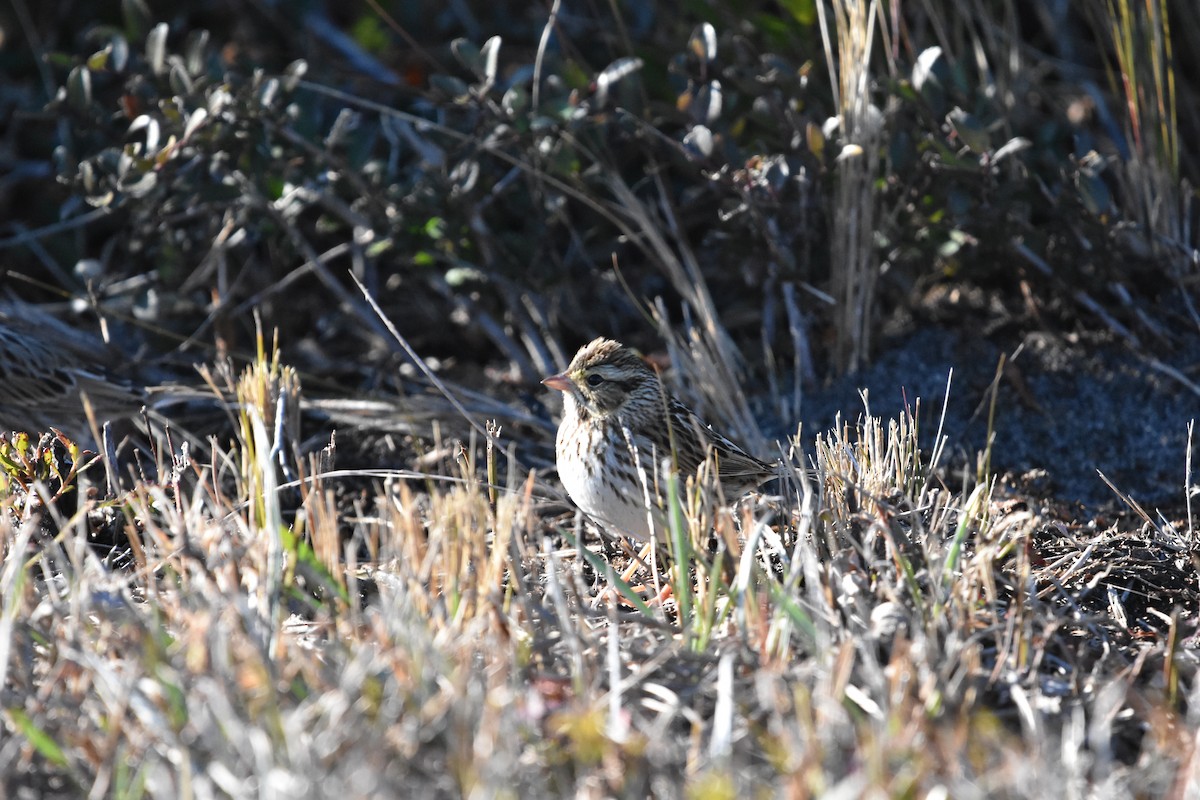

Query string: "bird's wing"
[665, 398, 775, 487]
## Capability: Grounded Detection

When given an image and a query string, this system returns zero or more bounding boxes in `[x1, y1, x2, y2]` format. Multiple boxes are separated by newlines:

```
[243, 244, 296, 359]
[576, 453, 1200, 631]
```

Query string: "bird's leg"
[618, 540, 654, 585]
[617, 539, 676, 606]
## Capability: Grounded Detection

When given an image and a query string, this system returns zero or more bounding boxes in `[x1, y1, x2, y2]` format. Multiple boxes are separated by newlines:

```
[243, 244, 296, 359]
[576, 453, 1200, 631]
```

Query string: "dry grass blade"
[603, 175, 762, 446]
[1096, 0, 1191, 273]
[818, 0, 887, 373]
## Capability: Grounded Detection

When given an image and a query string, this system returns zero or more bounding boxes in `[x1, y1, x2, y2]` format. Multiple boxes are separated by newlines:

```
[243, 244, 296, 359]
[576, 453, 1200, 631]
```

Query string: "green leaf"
[445, 266, 484, 286]
[45, 52, 77, 70]
[282, 59, 308, 92]
[665, 470, 692, 626]
[183, 30, 209, 75]
[912, 46, 945, 93]
[688, 22, 717, 62]
[558, 525, 656, 618]
[502, 85, 529, 118]
[778, 0, 817, 25]
[169, 62, 193, 95]
[947, 107, 990, 154]
[765, 583, 817, 646]
[121, 0, 152, 40]
[145, 22, 168, 75]
[938, 230, 968, 257]
[86, 49, 110, 71]
[480, 36, 501, 88]
[350, 15, 389, 55]
[992, 137, 1031, 163]
[1076, 172, 1112, 216]
[423, 217, 445, 239]
[594, 57, 643, 107]
[366, 238, 394, 258]
[450, 38, 482, 76]
[279, 525, 349, 603]
[429, 74, 470, 100]
[66, 66, 93, 112]
[7, 709, 69, 767]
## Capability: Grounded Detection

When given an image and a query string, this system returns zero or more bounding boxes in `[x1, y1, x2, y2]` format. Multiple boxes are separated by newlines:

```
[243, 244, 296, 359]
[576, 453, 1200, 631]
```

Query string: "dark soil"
[798, 316, 1200, 514]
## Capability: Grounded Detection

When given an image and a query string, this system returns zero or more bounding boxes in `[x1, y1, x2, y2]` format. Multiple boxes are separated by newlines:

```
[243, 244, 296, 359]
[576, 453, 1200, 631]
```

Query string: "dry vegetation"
[1, 0, 1198, 797]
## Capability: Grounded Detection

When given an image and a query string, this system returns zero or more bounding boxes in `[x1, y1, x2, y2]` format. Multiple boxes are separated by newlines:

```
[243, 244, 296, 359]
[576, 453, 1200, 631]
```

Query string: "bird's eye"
[585, 373, 604, 387]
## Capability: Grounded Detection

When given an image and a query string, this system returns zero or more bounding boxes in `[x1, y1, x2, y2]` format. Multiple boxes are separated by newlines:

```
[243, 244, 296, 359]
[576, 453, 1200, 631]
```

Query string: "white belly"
[557, 420, 668, 542]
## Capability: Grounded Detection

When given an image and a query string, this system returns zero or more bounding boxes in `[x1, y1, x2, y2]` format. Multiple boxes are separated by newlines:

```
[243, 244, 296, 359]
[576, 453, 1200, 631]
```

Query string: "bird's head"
[542, 338, 659, 419]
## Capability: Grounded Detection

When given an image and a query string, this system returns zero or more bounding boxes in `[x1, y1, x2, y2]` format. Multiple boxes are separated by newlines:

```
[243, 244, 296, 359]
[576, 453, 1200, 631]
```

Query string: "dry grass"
[1097, 0, 1193, 276]
[1, 338, 1195, 798]
[2, 0, 1198, 795]
[819, 0, 888, 373]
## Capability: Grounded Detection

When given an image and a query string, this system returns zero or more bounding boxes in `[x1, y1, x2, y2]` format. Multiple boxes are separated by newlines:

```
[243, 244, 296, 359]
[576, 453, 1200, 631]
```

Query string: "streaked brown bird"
[543, 337, 775, 541]
[0, 302, 146, 443]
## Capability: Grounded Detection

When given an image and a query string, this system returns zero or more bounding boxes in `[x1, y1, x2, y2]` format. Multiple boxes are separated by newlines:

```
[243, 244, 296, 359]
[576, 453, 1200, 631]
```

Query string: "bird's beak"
[542, 373, 571, 392]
